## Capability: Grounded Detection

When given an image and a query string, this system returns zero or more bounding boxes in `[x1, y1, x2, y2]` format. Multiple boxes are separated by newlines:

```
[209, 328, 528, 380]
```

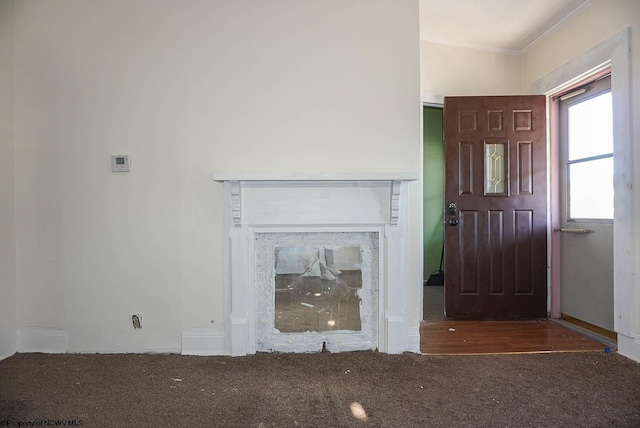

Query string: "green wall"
[423, 106, 444, 279]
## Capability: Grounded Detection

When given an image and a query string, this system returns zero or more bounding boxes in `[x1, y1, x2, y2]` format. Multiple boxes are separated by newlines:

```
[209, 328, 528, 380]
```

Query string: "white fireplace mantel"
[205, 173, 420, 356]
[212, 172, 419, 181]
[212, 173, 419, 227]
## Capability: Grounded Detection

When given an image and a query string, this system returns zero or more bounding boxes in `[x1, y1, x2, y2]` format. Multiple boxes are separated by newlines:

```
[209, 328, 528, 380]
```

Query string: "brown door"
[444, 96, 547, 318]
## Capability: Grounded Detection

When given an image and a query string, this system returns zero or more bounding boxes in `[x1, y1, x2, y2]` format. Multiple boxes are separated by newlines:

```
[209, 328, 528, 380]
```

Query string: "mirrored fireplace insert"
[274, 245, 363, 333]
[255, 232, 378, 352]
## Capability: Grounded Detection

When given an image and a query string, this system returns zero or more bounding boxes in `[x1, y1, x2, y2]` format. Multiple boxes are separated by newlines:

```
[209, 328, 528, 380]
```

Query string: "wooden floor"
[420, 319, 607, 355]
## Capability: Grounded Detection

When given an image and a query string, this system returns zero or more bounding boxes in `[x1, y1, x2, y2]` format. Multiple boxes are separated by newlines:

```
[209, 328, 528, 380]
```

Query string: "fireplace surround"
[212, 173, 419, 355]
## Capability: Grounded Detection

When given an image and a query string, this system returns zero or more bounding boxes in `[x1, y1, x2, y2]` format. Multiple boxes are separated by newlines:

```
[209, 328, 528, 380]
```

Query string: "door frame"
[531, 29, 633, 346]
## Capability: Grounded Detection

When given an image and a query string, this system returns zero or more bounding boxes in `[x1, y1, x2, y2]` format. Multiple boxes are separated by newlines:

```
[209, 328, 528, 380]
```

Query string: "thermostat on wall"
[111, 155, 130, 172]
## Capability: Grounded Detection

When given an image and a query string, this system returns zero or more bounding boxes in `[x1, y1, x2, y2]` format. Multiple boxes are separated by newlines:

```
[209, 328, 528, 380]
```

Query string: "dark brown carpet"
[1, 351, 639, 427]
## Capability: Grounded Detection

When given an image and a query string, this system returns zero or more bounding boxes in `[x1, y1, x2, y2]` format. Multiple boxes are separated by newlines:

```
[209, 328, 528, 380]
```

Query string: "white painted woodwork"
[17, 327, 67, 354]
[214, 175, 418, 355]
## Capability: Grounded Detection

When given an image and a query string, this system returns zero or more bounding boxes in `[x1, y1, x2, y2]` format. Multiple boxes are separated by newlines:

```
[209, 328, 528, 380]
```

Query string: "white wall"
[523, 0, 640, 362]
[0, 0, 17, 360]
[12, 0, 422, 353]
[420, 41, 522, 103]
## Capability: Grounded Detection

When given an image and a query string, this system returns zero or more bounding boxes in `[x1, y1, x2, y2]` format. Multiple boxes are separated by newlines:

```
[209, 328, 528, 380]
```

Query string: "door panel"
[560, 228, 613, 329]
[559, 75, 614, 332]
[444, 96, 547, 319]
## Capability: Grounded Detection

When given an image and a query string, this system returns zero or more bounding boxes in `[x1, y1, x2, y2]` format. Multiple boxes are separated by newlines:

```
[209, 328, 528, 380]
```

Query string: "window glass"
[565, 86, 614, 220]
[274, 245, 363, 333]
[568, 92, 613, 161]
[569, 157, 613, 219]
[485, 142, 506, 194]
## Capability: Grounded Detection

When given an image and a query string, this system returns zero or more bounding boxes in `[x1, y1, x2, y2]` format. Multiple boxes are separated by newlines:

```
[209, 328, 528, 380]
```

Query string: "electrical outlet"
[132, 314, 142, 329]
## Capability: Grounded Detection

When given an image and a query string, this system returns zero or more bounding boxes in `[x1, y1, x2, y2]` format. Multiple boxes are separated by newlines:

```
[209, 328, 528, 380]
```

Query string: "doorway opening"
[422, 105, 445, 321]
[551, 70, 617, 346]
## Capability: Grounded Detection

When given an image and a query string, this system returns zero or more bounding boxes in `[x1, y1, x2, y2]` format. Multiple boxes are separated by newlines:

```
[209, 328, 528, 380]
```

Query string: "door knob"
[449, 219, 459, 226]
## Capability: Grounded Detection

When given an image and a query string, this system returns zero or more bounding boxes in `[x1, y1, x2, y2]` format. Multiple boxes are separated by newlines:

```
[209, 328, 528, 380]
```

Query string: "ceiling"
[419, 0, 595, 55]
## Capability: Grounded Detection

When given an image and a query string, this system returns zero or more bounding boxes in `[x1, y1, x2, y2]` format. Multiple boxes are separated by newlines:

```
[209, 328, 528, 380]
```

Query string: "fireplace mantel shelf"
[213, 172, 418, 227]
[212, 172, 419, 182]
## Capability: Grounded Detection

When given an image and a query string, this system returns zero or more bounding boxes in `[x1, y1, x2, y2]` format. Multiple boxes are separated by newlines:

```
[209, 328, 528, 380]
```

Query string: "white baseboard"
[406, 325, 421, 354]
[17, 327, 67, 353]
[617, 333, 640, 363]
[0, 352, 15, 361]
[181, 329, 227, 356]
[385, 315, 405, 354]
[327, 340, 374, 353]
